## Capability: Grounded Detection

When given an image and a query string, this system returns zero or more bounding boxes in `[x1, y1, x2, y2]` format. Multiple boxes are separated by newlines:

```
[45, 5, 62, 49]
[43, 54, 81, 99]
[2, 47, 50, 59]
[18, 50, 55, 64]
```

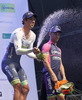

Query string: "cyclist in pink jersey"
[42, 26, 67, 100]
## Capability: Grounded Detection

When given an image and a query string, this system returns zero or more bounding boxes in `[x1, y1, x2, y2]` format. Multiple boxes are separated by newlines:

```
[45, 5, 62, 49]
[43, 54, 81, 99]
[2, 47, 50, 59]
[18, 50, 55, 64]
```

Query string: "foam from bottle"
[37, 9, 82, 48]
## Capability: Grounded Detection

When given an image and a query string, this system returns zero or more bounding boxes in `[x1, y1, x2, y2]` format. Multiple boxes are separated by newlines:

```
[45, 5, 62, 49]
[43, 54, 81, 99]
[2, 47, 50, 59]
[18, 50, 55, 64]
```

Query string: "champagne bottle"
[36, 51, 43, 61]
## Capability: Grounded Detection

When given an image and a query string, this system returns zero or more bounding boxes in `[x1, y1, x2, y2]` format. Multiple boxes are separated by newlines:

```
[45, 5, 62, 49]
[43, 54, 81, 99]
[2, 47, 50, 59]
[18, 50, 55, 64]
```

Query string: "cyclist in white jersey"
[1, 11, 40, 100]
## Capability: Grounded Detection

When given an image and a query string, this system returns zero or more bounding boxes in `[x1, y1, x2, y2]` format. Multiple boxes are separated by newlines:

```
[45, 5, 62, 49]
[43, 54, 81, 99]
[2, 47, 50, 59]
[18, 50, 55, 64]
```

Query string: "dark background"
[28, 0, 82, 99]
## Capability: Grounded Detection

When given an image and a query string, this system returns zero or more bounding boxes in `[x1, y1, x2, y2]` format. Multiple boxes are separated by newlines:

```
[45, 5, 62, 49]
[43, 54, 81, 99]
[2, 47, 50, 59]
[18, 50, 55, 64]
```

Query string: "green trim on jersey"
[47, 93, 64, 99]
[57, 93, 65, 96]
[11, 79, 21, 86]
[21, 80, 28, 86]
[48, 95, 56, 99]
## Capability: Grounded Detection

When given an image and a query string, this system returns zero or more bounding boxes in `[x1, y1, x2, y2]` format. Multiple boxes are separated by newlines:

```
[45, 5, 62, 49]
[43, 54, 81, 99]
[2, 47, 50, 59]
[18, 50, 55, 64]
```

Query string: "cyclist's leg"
[2, 62, 21, 100]
[18, 67, 29, 100]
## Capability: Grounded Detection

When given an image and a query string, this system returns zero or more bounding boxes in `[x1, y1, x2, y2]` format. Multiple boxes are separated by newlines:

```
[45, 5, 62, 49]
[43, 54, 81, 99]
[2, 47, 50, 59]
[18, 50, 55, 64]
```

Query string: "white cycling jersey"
[3, 27, 36, 62]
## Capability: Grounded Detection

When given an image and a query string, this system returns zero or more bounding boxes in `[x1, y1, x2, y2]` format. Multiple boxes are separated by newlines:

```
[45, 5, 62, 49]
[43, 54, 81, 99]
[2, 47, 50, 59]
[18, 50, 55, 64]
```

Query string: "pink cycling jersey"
[42, 40, 61, 78]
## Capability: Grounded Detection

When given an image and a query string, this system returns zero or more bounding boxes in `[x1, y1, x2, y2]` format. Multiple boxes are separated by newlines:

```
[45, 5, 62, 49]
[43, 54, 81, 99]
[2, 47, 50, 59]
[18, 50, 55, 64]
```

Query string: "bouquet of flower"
[54, 80, 74, 94]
